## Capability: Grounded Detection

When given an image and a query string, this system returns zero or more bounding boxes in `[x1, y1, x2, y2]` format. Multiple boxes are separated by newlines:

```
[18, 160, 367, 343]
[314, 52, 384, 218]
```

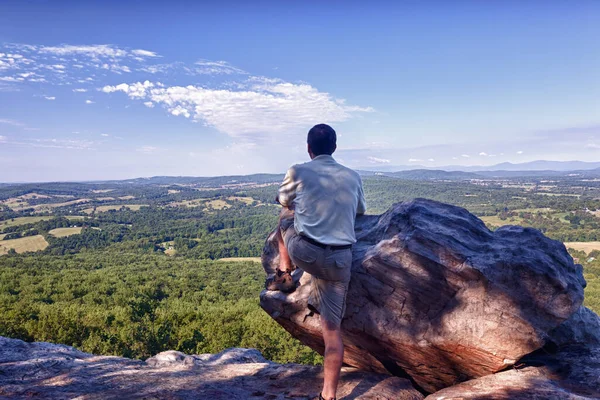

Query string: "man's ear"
[307, 143, 315, 159]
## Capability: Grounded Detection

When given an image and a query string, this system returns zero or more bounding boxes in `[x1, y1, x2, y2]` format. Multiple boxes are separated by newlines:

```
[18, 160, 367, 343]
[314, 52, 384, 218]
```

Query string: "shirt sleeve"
[356, 176, 367, 215]
[278, 166, 298, 208]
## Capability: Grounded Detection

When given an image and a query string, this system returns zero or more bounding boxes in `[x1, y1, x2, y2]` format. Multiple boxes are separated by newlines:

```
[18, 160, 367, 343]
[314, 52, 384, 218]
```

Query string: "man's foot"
[265, 269, 295, 292]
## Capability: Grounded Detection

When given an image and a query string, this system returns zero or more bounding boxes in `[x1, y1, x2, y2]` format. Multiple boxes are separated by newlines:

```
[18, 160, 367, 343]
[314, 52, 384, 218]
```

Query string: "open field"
[119, 195, 136, 200]
[565, 242, 600, 255]
[204, 199, 230, 210]
[48, 227, 83, 237]
[216, 257, 261, 263]
[0, 235, 49, 255]
[32, 199, 91, 212]
[1, 216, 54, 228]
[227, 196, 255, 205]
[480, 215, 524, 227]
[19, 193, 52, 200]
[82, 204, 147, 214]
[91, 189, 115, 193]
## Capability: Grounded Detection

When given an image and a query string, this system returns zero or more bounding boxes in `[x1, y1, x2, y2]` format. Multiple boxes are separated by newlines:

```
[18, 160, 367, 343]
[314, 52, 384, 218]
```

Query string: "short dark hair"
[307, 124, 337, 156]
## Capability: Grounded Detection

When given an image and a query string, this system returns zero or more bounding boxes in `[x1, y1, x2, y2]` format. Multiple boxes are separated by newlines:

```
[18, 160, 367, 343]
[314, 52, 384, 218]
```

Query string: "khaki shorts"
[281, 222, 352, 327]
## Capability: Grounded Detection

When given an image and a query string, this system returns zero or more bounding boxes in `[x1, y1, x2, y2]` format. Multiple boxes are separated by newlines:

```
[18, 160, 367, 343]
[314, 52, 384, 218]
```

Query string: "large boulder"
[260, 198, 587, 393]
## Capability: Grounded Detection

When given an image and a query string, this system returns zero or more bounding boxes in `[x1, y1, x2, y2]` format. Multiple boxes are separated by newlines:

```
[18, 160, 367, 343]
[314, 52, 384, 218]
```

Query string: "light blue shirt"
[278, 155, 367, 245]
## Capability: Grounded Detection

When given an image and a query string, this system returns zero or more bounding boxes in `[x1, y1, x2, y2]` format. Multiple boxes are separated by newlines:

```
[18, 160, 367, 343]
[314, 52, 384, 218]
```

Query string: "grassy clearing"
[32, 198, 91, 212]
[480, 215, 524, 227]
[168, 190, 180, 194]
[19, 192, 52, 200]
[119, 195, 136, 200]
[227, 196, 255, 205]
[216, 257, 261, 263]
[565, 242, 600, 255]
[0, 216, 54, 228]
[91, 189, 115, 193]
[204, 199, 230, 210]
[0, 235, 49, 255]
[96, 197, 116, 201]
[82, 204, 146, 214]
[513, 207, 554, 213]
[48, 227, 83, 237]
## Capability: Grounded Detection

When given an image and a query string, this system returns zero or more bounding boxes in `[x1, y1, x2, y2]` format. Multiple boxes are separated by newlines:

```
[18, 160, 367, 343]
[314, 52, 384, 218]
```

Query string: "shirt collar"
[312, 154, 336, 163]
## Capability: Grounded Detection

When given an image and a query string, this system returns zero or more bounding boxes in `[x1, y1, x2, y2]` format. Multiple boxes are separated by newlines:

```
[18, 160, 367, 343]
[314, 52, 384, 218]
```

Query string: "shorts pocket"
[334, 250, 352, 269]
[292, 240, 319, 264]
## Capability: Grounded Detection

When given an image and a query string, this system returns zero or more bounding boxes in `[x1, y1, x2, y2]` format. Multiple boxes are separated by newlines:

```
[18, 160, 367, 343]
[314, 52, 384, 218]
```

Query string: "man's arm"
[277, 167, 298, 208]
[356, 176, 367, 216]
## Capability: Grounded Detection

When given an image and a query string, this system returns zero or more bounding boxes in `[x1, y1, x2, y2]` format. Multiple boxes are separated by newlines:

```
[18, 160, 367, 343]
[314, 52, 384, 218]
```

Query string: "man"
[276, 124, 366, 400]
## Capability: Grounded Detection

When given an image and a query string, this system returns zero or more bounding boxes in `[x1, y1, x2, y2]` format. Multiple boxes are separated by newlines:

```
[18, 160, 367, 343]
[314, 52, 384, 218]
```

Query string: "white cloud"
[39, 44, 128, 58]
[72, 88, 88, 92]
[428, 158, 435, 162]
[143, 101, 154, 108]
[517, 150, 523, 154]
[461, 154, 470, 158]
[101, 133, 109, 137]
[193, 59, 246, 75]
[586, 143, 600, 149]
[408, 158, 423, 162]
[0, 135, 6, 143]
[479, 152, 488, 156]
[85, 100, 94, 104]
[367, 156, 390, 164]
[44, 96, 56, 100]
[131, 49, 160, 58]
[101, 79, 373, 139]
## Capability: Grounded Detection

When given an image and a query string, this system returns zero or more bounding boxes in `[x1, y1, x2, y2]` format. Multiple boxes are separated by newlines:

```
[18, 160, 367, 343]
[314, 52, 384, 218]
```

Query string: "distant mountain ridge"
[358, 160, 600, 173]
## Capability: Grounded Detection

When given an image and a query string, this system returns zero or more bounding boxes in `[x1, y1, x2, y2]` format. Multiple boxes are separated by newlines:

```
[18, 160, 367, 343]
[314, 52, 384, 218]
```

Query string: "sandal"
[319, 393, 336, 400]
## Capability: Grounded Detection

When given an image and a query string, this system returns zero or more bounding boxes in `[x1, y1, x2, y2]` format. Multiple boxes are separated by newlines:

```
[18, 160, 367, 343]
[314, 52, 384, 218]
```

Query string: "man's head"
[307, 124, 337, 159]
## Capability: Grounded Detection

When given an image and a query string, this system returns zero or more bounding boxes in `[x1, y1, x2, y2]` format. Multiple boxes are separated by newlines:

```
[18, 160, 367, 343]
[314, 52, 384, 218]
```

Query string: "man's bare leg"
[320, 318, 344, 400]
[277, 207, 294, 272]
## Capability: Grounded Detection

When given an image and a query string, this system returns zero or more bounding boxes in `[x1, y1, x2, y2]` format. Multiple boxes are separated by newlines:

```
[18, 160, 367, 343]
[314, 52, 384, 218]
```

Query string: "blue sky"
[0, 0, 599, 182]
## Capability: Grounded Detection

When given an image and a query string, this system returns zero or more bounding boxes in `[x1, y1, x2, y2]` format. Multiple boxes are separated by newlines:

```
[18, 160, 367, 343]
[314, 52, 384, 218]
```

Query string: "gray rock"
[0, 336, 423, 399]
[426, 344, 600, 399]
[260, 198, 588, 393]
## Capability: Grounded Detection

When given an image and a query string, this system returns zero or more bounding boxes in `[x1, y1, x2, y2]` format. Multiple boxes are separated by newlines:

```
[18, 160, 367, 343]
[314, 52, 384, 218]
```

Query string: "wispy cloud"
[72, 88, 88, 92]
[44, 96, 56, 100]
[193, 59, 246, 75]
[102, 79, 373, 139]
[367, 156, 390, 164]
[85, 100, 94, 104]
[0, 118, 26, 128]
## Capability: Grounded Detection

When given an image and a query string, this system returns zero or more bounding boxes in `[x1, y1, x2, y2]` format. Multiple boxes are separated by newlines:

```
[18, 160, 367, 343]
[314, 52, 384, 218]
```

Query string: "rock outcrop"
[0, 336, 423, 399]
[260, 198, 595, 394]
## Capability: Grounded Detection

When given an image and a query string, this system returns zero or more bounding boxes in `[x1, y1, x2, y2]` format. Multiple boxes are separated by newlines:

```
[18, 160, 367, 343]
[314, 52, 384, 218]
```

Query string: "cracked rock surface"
[260, 198, 592, 393]
[0, 336, 422, 399]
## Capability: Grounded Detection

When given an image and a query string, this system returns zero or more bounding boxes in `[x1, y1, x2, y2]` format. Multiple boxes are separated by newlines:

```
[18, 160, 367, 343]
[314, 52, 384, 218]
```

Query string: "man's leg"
[320, 318, 344, 400]
[276, 207, 294, 272]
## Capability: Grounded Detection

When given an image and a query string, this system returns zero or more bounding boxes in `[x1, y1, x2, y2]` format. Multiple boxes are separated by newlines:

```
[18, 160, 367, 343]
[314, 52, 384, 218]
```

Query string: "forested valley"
[1, 172, 600, 364]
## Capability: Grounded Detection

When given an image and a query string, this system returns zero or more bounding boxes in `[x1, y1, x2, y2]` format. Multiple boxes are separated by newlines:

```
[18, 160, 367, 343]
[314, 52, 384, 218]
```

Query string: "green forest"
[1, 173, 599, 365]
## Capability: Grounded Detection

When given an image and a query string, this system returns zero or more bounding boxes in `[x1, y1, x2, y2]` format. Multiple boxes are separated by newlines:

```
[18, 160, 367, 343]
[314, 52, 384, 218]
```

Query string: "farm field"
[217, 257, 261, 263]
[82, 204, 147, 214]
[0, 235, 49, 255]
[48, 227, 83, 237]
[480, 215, 524, 227]
[565, 242, 600, 255]
[0, 216, 54, 228]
